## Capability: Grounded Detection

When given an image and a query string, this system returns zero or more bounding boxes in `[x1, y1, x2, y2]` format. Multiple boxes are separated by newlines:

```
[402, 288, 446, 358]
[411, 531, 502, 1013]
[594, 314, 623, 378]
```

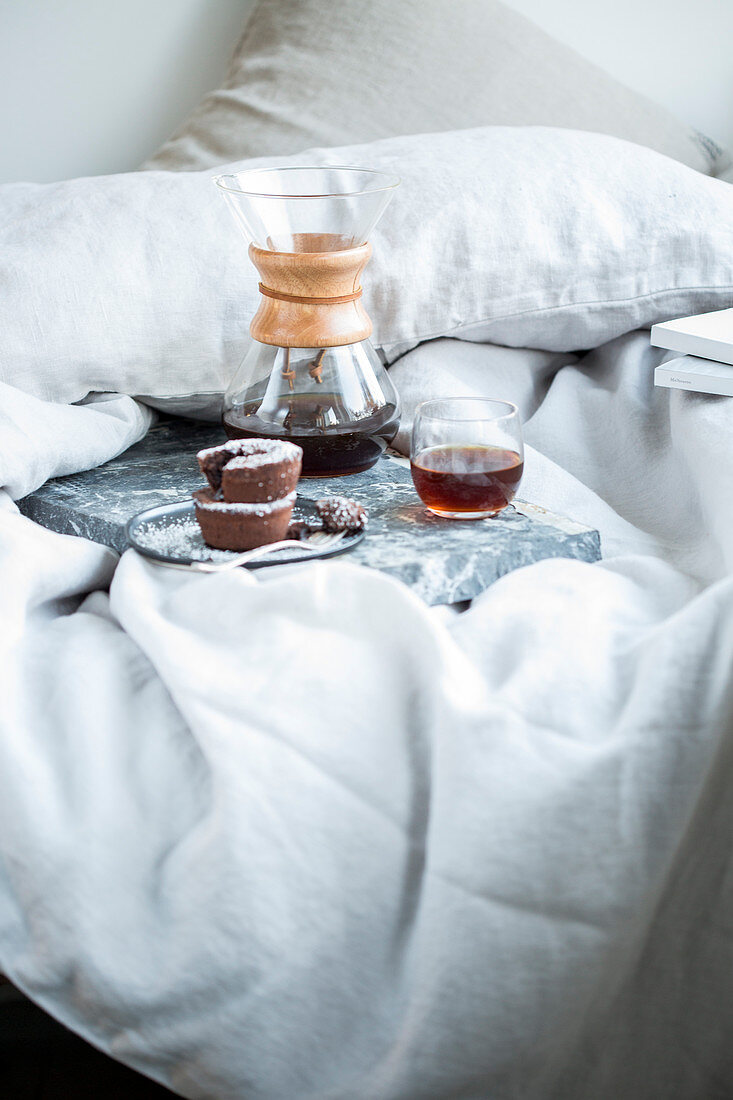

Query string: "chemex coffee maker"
[215, 167, 400, 476]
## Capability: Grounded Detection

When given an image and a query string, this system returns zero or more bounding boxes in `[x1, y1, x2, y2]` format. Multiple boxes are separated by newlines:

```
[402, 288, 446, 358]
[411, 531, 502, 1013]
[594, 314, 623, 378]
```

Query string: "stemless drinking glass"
[410, 398, 524, 519]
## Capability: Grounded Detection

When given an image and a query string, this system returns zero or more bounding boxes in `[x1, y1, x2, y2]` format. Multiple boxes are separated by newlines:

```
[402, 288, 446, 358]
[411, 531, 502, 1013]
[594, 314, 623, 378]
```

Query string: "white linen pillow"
[145, 0, 728, 177]
[3, 126, 733, 410]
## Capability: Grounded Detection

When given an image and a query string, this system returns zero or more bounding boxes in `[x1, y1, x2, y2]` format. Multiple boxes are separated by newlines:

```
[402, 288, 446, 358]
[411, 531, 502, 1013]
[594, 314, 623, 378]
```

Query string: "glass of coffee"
[410, 398, 524, 519]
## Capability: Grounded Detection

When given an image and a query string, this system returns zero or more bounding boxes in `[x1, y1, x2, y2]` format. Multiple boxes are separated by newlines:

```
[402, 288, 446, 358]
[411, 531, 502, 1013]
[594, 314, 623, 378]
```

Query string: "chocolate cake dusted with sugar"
[194, 438, 303, 551]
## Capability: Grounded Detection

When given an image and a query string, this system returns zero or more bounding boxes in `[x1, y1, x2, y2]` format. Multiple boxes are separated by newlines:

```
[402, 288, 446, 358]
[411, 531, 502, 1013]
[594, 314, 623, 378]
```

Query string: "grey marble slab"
[18, 418, 601, 606]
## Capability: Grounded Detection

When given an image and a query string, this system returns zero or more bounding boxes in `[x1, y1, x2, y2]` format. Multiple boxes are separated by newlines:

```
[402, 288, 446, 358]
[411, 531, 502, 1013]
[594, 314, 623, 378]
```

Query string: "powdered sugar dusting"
[197, 438, 301, 469]
[134, 515, 239, 562]
[193, 490, 296, 516]
[224, 447, 299, 471]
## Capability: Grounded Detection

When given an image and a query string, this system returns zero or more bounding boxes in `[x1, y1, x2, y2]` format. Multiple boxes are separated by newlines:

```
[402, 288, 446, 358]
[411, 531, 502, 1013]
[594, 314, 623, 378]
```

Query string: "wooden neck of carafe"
[248, 241, 373, 348]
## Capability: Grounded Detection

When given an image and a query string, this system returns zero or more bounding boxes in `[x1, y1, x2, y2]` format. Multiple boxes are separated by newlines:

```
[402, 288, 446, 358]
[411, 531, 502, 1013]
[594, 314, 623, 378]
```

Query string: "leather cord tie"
[258, 283, 363, 306]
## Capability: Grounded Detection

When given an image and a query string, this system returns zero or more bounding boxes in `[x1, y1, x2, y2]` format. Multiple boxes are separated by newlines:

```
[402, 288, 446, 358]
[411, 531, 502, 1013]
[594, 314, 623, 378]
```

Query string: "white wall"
[508, 0, 733, 155]
[0, 0, 253, 184]
[0, 0, 731, 185]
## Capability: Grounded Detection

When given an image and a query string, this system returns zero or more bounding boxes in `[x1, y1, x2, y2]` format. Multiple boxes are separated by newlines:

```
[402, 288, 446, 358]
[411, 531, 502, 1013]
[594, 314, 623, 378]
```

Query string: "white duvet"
[2, 319, 733, 1098]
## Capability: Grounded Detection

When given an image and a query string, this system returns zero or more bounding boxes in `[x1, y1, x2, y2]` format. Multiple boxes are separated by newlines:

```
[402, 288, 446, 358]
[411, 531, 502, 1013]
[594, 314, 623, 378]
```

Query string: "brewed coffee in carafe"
[215, 167, 401, 476]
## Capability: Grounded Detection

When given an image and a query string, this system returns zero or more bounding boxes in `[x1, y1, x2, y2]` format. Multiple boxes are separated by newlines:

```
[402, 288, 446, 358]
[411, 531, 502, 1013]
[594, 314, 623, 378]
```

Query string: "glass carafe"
[215, 167, 401, 476]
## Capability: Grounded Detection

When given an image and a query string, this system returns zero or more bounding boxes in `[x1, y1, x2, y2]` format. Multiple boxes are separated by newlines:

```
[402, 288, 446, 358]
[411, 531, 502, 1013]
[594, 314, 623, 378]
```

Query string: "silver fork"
[158, 530, 346, 573]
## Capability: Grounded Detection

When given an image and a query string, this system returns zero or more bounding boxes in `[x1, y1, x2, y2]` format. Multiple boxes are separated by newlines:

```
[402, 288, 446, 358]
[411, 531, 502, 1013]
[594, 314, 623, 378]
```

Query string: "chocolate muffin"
[197, 439, 302, 503]
[194, 437, 303, 550]
[193, 488, 297, 551]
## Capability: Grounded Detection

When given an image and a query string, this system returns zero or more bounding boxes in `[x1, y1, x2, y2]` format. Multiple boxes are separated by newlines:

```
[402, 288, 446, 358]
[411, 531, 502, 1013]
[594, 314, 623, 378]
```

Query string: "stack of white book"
[651, 307, 733, 396]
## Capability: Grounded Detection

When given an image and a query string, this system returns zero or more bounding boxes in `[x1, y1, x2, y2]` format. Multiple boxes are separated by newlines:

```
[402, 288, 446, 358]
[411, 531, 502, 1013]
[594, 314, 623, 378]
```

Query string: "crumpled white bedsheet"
[2, 334, 733, 1099]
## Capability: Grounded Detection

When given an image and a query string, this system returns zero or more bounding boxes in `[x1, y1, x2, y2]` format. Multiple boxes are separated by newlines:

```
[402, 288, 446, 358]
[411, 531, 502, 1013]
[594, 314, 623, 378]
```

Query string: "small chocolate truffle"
[316, 496, 368, 533]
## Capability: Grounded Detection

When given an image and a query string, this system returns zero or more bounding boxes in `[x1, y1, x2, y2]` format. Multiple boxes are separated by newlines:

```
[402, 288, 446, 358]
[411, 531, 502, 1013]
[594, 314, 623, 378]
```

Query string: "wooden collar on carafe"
[248, 237, 373, 348]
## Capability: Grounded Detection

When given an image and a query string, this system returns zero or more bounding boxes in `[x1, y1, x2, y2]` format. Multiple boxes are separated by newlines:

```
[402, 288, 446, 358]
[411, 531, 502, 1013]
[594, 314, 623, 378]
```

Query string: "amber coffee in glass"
[410, 398, 524, 519]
